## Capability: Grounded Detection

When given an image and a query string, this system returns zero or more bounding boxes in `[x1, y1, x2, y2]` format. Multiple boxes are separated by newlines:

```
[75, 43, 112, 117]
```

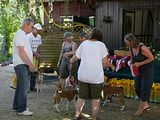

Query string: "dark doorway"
[123, 9, 154, 46]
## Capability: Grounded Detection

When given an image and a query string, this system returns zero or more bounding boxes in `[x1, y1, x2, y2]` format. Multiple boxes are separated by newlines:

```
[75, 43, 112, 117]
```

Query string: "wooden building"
[41, 0, 160, 51]
[42, 0, 95, 25]
[96, 0, 160, 51]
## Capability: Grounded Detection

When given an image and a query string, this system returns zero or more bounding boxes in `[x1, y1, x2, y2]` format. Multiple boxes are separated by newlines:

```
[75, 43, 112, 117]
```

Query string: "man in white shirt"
[12, 18, 36, 116]
[28, 23, 42, 92]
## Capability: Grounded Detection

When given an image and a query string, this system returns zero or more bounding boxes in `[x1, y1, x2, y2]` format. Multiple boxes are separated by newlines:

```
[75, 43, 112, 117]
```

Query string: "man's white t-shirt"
[28, 33, 42, 52]
[76, 40, 109, 84]
[13, 29, 33, 67]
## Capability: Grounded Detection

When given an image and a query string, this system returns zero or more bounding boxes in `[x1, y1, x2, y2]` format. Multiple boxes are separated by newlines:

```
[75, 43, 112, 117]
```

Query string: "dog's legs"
[102, 96, 108, 107]
[120, 105, 126, 111]
[37, 73, 41, 93]
[39, 74, 43, 92]
[36, 82, 39, 93]
[66, 101, 69, 111]
[54, 104, 60, 113]
[102, 100, 107, 107]
[37, 82, 40, 93]
[118, 93, 126, 111]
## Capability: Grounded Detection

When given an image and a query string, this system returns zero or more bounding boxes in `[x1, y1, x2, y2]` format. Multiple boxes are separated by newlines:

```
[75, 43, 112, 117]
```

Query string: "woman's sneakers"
[17, 109, 33, 116]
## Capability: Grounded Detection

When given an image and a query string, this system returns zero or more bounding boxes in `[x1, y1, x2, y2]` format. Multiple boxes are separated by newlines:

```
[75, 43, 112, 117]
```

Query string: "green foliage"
[0, 2, 20, 57]
[0, 0, 42, 63]
[0, 55, 8, 63]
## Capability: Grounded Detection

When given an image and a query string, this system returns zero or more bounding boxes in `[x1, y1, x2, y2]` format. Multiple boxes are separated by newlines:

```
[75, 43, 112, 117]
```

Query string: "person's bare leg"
[91, 99, 100, 120]
[74, 98, 85, 118]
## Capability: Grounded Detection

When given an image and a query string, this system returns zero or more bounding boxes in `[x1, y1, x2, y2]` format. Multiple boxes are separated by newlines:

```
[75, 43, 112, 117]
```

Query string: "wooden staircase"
[38, 32, 80, 71]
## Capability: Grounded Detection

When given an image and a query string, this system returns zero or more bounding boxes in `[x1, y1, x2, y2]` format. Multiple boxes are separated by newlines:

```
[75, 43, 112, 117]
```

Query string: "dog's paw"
[56, 108, 60, 113]
[65, 107, 69, 111]
[102, 103, 106, 107]
[54, 105, 60, 113]
[37, 89, 40, 93]
[120, 105, 125, 111]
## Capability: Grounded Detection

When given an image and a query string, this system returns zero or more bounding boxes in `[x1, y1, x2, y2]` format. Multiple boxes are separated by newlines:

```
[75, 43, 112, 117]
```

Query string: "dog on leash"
[53, 62, 78, 112]
[102, 85, 126, 111]
[53, 88, 78, 112]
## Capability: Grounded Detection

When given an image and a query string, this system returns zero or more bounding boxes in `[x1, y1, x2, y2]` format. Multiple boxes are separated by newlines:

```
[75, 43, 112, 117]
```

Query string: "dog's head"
[69, 76, 74, 81]
[38, 67, 44, 74]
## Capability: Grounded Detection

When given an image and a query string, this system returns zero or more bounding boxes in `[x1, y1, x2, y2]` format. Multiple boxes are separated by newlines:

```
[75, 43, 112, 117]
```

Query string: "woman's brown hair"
[90, 28, 103, 41]
[124, 33, 140, 48]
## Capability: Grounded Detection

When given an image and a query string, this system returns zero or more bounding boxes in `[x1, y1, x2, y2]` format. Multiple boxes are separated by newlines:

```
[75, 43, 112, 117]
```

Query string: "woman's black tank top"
[130, 44, 154, 76]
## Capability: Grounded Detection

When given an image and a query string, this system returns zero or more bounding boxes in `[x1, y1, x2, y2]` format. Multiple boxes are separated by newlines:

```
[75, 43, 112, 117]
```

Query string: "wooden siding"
[43, 1, 95, 25]
[96, 0, 160, 50]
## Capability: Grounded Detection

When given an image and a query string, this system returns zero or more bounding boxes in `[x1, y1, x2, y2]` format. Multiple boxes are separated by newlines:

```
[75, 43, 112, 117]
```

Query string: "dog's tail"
[57, 88, 62, 93]
[53, 88, 62, 104]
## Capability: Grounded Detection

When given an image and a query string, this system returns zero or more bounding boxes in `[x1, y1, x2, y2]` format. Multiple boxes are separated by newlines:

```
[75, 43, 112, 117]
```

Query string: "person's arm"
[64, 42, 77, 56]
[70, 43, 82, 63]
[129, 48, 133, 64]
[70, 55, 79, 63]
[17, 46, 36, 72]
[101, 43, 115, 71]
[103, 56, 115, 71]
[34, 36, 42, 57]
[34, 45, 41, 58]
[36, 36, 42, 54]
[57, 53, 63, 67]
[57, 42, 65, 67]
[71, 42, 77, 55]
[134, 46, 154, 67]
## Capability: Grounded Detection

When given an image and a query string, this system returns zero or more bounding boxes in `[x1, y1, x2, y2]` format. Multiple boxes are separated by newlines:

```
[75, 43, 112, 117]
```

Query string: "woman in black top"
[124, 33, 154, 116]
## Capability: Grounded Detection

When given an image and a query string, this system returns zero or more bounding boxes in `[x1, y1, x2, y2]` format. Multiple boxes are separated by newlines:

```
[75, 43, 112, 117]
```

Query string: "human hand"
[70, 58, 75, 63]
[63, 52, 70, 58]
[111, 65, 115, 72]
[133, 62, 141, 68]
[29, 64, 37, 72]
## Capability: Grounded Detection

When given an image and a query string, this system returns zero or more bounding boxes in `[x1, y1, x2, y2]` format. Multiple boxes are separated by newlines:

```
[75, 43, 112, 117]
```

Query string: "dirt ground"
[0, 65, 160, 120]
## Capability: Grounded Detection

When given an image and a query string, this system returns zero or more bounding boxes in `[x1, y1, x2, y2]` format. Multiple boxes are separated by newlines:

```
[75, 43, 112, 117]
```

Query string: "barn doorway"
[122, 9, 154, 46]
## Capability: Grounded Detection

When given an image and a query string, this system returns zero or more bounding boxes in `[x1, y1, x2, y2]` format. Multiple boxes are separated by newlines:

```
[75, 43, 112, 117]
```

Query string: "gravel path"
[0, 65, 160, 120]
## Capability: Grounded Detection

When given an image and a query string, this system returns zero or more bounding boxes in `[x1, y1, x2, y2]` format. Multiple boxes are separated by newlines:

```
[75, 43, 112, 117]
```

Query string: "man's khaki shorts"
[78, 81, 103, 99]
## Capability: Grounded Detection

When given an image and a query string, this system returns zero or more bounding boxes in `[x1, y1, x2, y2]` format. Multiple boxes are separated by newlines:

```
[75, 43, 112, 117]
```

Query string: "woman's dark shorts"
[78, 81, 103, 99]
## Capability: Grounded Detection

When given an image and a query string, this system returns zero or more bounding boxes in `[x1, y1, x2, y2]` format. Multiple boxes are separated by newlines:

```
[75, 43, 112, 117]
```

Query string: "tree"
[0, 0, 41, 62]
